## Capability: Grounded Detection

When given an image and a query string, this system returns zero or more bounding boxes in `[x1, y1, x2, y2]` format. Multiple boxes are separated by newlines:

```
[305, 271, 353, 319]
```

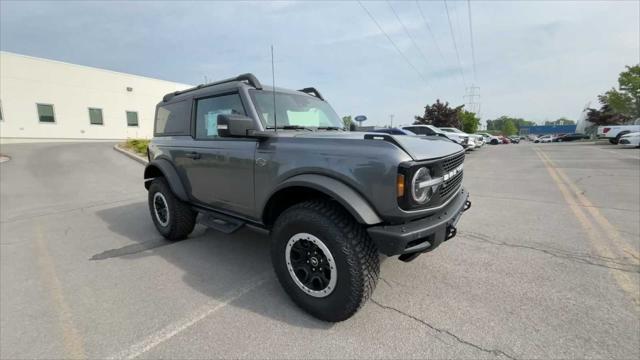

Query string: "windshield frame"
[249, 89, 343, 131]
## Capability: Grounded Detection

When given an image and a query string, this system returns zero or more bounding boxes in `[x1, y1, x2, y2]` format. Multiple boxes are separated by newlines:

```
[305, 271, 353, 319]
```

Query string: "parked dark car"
[554, 133, 589, 142]
[143, 73, 471, 322]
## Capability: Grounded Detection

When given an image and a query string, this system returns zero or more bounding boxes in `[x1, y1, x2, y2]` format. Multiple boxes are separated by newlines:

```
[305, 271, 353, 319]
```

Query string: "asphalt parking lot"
[1, 141, 638, 359]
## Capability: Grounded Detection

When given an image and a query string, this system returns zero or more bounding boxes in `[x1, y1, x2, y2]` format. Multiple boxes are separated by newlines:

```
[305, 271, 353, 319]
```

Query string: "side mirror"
[217, 114, 256, 137]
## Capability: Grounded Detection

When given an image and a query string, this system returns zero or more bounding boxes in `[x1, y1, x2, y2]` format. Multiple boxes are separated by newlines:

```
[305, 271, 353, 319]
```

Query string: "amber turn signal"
[397, 174, 405, 197]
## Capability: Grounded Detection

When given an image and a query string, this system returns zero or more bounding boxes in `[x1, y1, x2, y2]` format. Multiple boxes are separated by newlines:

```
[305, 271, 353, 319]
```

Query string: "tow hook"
[463, 200, 472, 211]
[445, 225, 457, 241]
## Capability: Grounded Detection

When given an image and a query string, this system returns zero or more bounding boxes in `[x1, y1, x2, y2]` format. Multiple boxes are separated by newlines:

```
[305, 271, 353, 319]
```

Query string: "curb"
[113, 144, 148, 165]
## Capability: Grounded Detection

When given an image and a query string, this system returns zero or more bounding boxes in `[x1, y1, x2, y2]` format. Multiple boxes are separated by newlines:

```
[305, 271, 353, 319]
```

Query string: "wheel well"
[144, 165, 164, 189]
[263, 186, 340, 227]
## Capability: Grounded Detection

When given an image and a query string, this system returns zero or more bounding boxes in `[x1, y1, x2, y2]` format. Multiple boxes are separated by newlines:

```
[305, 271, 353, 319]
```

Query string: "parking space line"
[537, 149, 640, 260]
[34, 222, 86, 359]
[534, 148, 639, 308]
[108, 276, 270, 359]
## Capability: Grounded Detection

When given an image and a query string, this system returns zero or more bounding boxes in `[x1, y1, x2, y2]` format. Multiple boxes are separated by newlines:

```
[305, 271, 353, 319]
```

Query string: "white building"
[0, 51, 192, 142]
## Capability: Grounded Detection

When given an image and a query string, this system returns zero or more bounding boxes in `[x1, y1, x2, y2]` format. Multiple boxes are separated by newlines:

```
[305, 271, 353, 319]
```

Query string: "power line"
[357, 0, 430, 87]
[386, 0, 431, 70]
[443, 0, 467, 88]
[415, 0, 446, 66]
[467, 0, 477, 83]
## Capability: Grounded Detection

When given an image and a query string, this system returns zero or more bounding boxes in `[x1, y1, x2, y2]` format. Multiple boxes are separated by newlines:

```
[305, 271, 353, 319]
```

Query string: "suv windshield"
[250, 90, 343, 130]
[440, 128, 464, 133]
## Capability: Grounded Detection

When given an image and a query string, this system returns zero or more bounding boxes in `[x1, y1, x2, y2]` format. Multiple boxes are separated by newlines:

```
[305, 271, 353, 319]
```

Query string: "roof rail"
[298, 87, 325, 101]
[163, 73, 262, 102]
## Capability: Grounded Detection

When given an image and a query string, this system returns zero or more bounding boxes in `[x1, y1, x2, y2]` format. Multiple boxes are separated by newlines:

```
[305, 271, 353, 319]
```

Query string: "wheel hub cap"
[153, 192, 170, 227]
[285, 233, 337, 298]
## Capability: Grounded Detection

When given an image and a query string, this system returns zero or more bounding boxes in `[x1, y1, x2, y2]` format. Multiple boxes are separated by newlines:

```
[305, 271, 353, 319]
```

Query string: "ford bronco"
[144, 74, 471, 321]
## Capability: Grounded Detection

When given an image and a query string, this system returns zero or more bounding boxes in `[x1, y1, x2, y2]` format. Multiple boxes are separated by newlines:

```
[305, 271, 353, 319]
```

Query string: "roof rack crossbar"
[163, 73, 262, 102]
[298, 87, 325, 101]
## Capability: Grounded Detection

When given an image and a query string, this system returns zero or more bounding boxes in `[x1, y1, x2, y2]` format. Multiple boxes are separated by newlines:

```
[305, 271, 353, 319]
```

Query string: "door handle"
[185, 151, 201, 160]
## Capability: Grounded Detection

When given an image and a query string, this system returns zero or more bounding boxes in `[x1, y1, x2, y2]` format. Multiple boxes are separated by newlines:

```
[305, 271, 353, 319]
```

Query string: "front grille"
[440, 171, 463, 198]
[442, 152, 465, 172]
[437, 152, 465, 201]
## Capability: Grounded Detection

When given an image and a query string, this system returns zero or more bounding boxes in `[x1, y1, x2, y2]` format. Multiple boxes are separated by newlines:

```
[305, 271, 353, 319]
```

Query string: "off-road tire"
[271, 200, 379, 322]
[148, 177, 196, 241]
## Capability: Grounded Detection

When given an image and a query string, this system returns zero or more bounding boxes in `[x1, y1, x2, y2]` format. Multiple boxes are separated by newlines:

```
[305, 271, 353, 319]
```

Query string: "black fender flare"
[270, 174, 382, 225]
[143, 159, 189, 201]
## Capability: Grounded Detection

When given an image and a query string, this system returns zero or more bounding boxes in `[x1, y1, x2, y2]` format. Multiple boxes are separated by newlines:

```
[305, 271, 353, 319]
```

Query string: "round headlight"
[411, 167, 435, 204]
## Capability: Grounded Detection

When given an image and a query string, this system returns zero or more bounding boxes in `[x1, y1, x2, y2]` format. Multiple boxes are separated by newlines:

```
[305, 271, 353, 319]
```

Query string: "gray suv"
[144, 74, 471, 321]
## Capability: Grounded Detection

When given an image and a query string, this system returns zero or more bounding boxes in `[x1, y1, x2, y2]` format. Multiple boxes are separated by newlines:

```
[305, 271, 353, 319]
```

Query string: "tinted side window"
[405, 126, 429, 135]
[195, 94, 246, 140]
[155, 101, 188, 136]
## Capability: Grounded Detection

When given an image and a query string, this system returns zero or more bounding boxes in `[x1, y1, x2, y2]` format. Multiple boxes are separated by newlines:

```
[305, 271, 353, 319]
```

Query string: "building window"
[88, 108, 104, 125]
[126, 111, 138, 127]
[37, 103, 55, 123]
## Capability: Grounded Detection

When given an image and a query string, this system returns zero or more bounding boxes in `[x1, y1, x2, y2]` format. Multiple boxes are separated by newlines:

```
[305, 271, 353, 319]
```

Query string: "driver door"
[181, 93, 257, 215]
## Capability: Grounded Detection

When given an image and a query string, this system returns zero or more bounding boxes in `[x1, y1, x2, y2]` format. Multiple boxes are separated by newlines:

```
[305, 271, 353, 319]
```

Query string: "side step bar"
[197, 209, 245, 234]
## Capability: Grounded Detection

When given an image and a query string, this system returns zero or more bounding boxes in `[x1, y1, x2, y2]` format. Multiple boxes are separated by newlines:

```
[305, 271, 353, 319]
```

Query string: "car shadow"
[95, 201, 332, 330]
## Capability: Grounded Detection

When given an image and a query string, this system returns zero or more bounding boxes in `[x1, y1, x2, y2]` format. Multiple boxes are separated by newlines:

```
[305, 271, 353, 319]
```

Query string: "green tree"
[487, 116, 535, 132]
[414, 99, 464, 128]
[342, 115, 353, 130]
[586, 104, 629, 126]
[591, 64, 640, 122]
[502, 119, 517, 136]
[460, 110, 480, 133]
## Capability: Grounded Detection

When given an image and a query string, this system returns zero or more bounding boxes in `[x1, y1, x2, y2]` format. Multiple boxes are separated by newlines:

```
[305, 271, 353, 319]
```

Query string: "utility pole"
[389, 114, 394, 128]
[463, 86, 481, 116]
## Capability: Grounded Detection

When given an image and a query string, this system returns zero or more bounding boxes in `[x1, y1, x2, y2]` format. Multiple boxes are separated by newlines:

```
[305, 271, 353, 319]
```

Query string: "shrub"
[123, 138, 150, 156]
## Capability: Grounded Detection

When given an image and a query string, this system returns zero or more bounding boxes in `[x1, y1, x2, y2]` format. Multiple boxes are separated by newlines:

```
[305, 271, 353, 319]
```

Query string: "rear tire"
[148, 177, 196, 240]
[271, 200, 379, 322]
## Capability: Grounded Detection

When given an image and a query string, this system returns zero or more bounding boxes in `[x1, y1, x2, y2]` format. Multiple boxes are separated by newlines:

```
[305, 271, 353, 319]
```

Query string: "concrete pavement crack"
[461, 231, 639, 274]
[379, 277, 393, 288]
[370, 299, 517, 359]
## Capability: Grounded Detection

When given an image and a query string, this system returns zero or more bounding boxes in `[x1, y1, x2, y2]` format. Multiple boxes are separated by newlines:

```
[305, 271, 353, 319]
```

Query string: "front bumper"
[367, 188, 471, 261]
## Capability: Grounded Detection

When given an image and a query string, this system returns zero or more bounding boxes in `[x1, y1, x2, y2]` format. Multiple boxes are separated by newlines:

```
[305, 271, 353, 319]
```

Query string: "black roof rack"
[298, 87, 325, 101]
[163, 73, 262, 102]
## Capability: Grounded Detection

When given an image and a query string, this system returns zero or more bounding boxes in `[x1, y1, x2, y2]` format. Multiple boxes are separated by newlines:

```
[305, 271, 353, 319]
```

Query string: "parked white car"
[618, 132, 640, 148]
[401, 125, 474, 150]
[597, 123, 640, 144]
[477, 132, 500, 144]
[438, 127, 478, 150]
[471, 134, 485, 148]
[535, 134, 554, 143]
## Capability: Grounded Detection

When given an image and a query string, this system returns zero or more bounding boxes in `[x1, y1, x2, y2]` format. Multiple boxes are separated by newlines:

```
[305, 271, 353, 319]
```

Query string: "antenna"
[271, 45, 277, 132]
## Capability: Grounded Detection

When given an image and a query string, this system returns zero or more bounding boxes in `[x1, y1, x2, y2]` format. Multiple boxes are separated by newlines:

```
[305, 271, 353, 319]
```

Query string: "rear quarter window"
[155, 100, 189, 136]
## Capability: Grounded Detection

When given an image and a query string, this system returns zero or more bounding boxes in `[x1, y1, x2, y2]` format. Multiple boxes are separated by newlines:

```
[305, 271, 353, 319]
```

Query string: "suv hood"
[291, 131, 463, 161]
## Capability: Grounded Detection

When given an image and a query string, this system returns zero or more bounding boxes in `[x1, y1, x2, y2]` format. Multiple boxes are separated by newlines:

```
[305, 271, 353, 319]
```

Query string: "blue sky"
[1, 0, 638, 127]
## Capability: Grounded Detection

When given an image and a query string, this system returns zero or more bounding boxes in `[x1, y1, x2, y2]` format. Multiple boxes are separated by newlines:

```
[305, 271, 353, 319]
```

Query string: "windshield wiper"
[266, 125, 314, 131]
[317, 126, 343, 131]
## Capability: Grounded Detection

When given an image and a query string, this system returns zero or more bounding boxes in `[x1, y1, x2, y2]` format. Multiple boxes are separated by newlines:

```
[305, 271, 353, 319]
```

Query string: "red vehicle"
[497, 136, 511, 144]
